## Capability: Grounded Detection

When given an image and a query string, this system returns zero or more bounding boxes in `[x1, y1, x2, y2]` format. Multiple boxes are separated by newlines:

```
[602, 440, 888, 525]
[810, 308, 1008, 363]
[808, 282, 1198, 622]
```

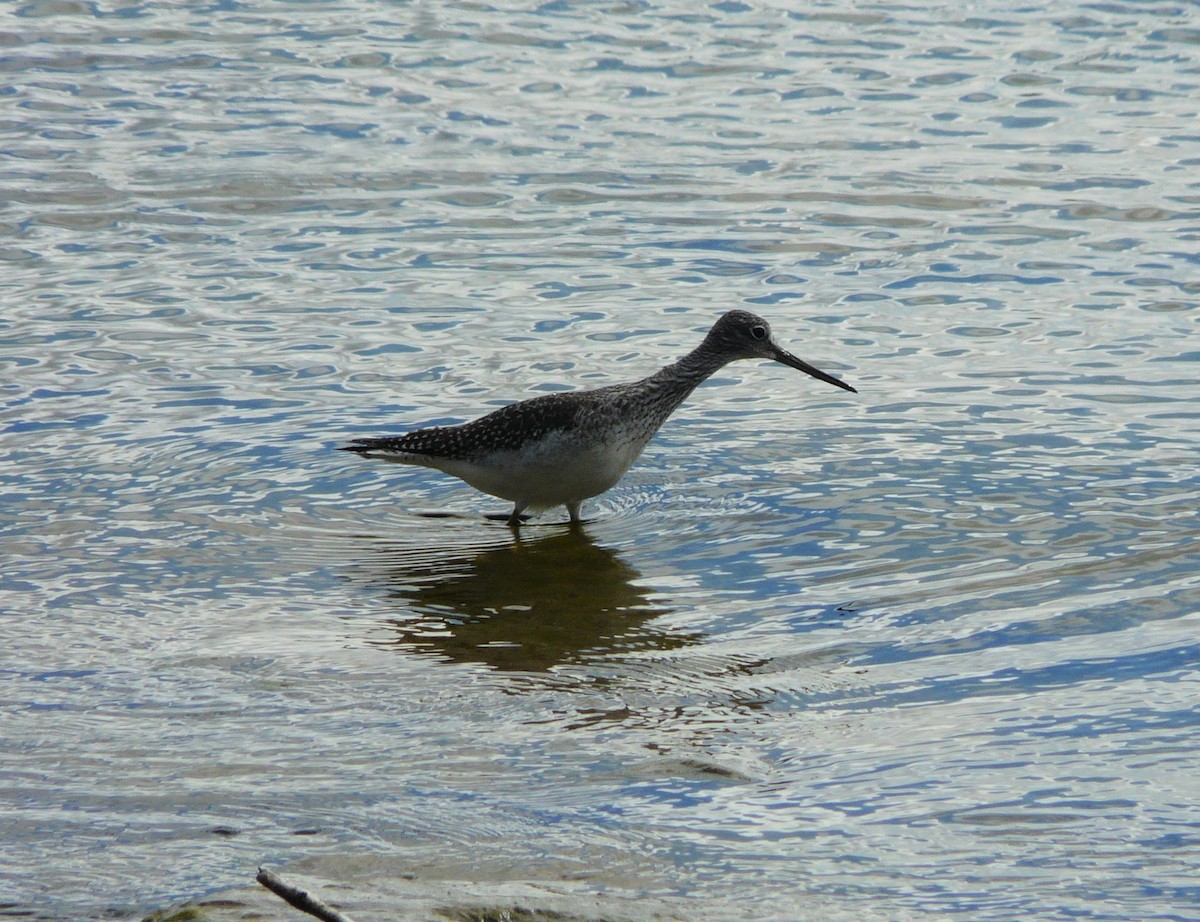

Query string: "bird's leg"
[566, 501, 583, 525]
[506, 502, 527, 527]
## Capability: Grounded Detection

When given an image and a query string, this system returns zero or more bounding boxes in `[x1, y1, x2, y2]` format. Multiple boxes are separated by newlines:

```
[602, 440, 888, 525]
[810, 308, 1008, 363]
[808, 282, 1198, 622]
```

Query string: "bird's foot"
[483, 511, 531, 526]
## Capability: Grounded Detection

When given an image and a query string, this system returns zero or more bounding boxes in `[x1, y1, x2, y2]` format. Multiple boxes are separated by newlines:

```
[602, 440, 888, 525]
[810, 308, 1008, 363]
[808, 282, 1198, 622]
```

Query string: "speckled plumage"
[341, 310, 856, 525]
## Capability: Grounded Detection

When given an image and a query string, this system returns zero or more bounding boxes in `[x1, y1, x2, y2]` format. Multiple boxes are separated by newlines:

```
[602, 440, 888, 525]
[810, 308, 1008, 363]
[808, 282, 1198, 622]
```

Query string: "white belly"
[432, 431, 648, 508]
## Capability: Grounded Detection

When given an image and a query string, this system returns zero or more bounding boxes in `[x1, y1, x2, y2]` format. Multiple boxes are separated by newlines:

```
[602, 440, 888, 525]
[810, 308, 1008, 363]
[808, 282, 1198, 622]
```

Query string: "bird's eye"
[750, 325, 767, 341]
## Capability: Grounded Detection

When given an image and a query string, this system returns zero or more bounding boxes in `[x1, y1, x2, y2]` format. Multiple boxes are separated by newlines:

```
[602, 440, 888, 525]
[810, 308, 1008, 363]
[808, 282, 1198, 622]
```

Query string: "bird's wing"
[340, 391, 588, 461]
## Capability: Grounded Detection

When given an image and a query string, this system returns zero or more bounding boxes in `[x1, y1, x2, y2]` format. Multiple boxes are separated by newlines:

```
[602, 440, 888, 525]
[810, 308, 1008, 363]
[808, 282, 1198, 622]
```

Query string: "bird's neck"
[639, 341, 732, 414]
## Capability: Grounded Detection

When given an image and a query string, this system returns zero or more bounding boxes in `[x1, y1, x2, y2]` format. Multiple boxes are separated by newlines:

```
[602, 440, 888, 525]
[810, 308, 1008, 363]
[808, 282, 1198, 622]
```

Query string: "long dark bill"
[772, 346, 857, 393]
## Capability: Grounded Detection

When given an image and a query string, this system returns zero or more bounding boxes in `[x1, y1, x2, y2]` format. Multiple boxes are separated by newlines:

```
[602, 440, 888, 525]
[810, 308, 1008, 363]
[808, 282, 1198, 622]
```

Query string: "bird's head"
[704, 310, 857, 393]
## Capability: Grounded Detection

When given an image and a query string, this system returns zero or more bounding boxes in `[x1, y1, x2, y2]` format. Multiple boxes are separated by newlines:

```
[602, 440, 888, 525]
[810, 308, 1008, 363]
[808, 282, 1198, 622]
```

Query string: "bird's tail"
[338, 437, 415, 461]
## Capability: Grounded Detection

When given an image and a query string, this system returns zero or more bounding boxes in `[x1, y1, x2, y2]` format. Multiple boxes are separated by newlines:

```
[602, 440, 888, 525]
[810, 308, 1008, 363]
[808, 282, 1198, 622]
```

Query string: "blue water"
[2, 2, 1199, 920]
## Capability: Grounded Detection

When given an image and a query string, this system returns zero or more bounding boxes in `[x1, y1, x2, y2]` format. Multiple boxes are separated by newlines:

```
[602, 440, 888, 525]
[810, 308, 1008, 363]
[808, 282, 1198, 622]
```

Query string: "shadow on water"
[344, 525, 703, 672]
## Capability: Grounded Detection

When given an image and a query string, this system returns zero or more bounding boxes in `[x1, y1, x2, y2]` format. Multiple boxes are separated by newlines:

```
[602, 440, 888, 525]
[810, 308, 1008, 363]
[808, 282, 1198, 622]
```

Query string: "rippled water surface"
[3, 1, 1200, 920]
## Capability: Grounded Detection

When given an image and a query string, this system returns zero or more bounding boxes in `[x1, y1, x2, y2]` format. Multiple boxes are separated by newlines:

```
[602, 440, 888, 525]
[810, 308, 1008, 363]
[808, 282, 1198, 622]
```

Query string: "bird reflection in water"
[358, 527, 702, 672]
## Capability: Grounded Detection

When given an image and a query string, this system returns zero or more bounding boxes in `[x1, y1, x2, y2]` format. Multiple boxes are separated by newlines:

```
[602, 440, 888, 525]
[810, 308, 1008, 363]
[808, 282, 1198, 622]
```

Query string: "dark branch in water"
[256, 867, 357, 922]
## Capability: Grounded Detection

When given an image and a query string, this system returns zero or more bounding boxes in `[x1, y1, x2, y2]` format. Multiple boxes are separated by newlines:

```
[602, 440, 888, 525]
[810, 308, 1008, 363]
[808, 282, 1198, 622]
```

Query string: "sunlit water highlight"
[2, 1, 1199, 920]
